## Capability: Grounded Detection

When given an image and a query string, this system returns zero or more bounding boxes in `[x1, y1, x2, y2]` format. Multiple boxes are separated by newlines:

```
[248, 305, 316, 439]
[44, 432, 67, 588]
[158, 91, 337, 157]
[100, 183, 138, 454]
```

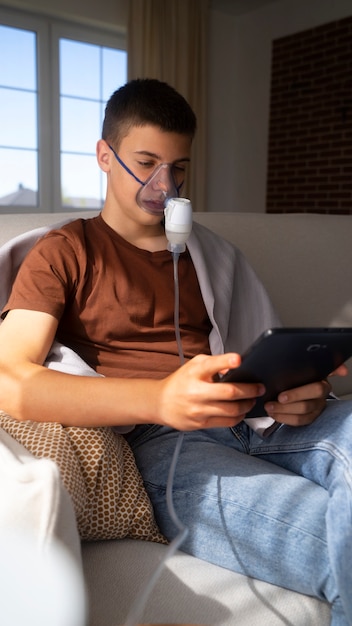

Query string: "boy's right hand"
[157, 353, 266, 431]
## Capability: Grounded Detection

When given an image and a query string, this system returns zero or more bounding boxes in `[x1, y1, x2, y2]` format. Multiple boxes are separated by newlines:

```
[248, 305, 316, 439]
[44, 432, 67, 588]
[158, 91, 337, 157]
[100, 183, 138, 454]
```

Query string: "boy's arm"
[0, 308, 162, 427]
[0, 309, 261, 430]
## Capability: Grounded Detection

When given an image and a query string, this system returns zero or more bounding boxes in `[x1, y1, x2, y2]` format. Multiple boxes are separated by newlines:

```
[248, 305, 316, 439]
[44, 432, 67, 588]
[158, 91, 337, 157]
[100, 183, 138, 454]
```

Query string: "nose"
[151, 164, 176, 196]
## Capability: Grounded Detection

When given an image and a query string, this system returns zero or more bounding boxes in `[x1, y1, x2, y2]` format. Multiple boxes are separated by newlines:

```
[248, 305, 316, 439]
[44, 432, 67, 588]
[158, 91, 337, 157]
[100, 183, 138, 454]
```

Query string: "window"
[0, 8, 127, 213]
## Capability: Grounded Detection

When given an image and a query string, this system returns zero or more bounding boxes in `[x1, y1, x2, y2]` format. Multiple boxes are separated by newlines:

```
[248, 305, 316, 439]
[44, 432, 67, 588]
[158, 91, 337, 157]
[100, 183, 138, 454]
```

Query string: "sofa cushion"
[0, 412, 166, 543]
[82, 538, 331, 626]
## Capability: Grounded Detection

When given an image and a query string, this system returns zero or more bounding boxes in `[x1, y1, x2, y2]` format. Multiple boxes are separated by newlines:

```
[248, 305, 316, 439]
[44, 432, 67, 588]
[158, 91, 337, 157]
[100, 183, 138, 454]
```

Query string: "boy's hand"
[263, 364, 348, 426]
[157, 353, 265, 431]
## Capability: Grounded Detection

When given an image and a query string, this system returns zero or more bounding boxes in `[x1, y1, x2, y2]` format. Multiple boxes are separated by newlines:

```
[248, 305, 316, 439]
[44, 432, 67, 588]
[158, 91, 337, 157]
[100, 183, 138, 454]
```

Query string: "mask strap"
[109, 145, 145, 186]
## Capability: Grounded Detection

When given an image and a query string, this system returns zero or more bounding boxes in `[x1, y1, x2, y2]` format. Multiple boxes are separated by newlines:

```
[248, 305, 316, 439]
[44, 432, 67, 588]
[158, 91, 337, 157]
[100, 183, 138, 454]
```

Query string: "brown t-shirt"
[4, 215, 211, 378]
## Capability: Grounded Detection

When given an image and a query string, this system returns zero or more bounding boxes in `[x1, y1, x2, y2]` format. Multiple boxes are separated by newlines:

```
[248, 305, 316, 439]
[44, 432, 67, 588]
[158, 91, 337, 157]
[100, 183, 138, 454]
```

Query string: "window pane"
[61, 153, 104, 208]
[0, 88, 37, 149]
[0, 23, 38, 207]
[60, 39, 100, 99]
[61, 97, 101, 154]
[0, 147, 38, 205]
[0, 25, 36, 90]
[59, 37, 126, 209]
[102, 48, 127, 101]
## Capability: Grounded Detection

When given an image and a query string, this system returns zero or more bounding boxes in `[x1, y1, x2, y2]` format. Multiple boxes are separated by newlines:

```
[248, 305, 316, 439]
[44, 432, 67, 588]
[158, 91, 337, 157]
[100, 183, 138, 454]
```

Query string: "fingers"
[192, 352, 242, 380]
[184, 397, 258, 430]
[264, 379, 331, 426]
[277, 379, 332, 404]
[264, 401, 327, 427]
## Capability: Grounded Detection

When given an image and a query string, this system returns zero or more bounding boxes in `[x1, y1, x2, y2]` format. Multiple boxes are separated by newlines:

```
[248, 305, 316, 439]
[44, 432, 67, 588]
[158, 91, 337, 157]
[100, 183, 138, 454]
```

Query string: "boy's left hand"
[264, 363, 348, 426]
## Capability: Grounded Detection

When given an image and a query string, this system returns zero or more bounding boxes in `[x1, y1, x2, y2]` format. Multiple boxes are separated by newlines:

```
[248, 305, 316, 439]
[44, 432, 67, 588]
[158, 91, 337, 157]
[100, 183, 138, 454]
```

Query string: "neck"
[101, 205, 167, 252]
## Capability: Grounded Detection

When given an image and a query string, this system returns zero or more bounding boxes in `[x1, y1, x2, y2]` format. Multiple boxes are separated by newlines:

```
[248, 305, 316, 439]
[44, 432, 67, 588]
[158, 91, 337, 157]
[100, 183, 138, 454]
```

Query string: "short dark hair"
[102, 78, 197, 148]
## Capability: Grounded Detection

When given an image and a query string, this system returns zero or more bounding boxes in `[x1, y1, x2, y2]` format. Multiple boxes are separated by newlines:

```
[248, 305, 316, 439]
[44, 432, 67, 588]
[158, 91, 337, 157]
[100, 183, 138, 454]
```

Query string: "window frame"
[0, 7, 126, 214]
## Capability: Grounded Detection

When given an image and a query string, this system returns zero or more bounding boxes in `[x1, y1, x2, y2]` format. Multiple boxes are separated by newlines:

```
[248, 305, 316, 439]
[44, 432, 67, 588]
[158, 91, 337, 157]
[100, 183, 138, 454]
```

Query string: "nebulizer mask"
[137, 165, 193, 254]
[136, 162, 183, 216]
[135, 161, 193, 253]
[109, 144, 193, 252]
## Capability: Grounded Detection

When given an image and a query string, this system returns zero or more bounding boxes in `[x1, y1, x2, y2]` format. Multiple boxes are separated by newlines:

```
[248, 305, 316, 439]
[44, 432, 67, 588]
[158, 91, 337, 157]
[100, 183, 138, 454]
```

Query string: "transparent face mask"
[136, 163, 183, 215]
[109, 145, 184, 216]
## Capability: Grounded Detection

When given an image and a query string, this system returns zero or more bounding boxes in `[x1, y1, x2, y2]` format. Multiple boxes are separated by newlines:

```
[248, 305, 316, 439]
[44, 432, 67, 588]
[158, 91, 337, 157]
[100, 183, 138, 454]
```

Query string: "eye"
[137, 160, 156, 169]
[172, 163, 187, 181]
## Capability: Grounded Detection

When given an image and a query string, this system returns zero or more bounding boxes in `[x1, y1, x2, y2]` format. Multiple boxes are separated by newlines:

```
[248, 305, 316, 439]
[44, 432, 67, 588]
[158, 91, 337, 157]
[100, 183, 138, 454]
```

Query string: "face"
[97, 125, 192, 233]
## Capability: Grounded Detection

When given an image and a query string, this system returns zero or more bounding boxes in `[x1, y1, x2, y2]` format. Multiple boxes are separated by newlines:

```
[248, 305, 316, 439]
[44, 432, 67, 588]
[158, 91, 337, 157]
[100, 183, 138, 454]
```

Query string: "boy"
[0, 79, 351, 625]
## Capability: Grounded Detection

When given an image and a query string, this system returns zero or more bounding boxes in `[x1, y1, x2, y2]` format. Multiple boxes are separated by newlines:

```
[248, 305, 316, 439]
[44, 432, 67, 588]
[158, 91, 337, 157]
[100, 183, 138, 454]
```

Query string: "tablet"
[219, 327, 352, 418]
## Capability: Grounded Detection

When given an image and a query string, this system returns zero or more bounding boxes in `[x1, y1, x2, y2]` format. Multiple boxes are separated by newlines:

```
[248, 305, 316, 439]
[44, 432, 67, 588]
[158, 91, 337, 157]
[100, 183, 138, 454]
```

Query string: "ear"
[96, 139, 112, 173]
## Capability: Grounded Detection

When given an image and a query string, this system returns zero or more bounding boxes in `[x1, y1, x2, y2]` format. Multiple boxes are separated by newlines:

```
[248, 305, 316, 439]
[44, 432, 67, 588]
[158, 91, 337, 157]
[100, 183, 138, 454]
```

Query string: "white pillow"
[0, 426, 80, 554]
[0, 427, 86, 625]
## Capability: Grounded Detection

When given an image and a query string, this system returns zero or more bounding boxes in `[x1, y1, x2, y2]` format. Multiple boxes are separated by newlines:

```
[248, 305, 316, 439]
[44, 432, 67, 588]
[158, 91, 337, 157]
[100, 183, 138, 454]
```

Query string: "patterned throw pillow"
[0, 411, 166, 544]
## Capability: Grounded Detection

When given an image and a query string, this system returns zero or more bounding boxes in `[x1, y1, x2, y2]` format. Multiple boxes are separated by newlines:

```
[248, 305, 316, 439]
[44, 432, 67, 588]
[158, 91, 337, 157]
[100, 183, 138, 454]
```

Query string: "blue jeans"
[125, 399, 352, 626]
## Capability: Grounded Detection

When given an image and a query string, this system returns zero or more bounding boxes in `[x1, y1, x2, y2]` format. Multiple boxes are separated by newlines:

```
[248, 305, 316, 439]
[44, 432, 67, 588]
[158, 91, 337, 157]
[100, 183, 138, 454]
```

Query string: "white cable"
[166, 252, 188, 534]
[124, 251, 188, 626]
[172, 251, 185, 366]
[124, 431, 187, 626]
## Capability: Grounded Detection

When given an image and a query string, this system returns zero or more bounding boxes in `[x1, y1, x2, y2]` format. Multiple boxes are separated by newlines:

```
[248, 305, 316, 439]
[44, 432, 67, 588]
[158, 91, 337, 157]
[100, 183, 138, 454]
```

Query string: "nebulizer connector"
[164, 197, 193, 253]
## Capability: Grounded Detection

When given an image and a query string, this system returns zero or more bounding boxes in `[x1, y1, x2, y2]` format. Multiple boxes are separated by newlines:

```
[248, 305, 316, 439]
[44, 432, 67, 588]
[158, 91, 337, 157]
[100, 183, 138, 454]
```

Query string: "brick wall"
[266, 16, 352, 214]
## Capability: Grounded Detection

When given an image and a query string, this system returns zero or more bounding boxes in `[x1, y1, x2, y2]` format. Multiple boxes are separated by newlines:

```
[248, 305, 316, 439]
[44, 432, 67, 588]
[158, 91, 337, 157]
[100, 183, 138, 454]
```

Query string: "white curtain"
[127, 0, 209, 211]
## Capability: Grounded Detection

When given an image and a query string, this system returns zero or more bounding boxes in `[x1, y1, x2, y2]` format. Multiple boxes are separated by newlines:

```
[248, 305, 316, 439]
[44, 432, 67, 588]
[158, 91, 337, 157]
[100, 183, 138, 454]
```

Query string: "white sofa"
[2, 210, 352, 626]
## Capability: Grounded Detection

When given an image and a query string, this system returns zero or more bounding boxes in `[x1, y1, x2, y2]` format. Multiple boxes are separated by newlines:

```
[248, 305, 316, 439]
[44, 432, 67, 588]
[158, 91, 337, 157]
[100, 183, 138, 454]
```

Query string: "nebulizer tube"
[124, 198, 193, 626]
[164, 197, 193, 554]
